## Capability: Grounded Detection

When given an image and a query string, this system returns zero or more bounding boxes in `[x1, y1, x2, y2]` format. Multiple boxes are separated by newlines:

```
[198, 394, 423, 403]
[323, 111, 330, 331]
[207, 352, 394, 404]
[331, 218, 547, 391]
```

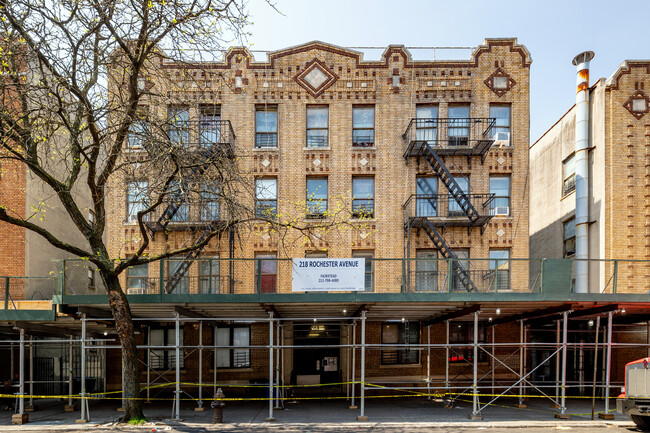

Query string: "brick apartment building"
[2, 39, 650, 423]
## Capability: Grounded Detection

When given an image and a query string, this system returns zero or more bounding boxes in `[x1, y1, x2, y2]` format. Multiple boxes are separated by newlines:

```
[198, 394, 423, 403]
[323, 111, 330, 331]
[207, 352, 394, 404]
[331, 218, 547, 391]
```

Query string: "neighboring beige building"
[530, 60, 650, 293]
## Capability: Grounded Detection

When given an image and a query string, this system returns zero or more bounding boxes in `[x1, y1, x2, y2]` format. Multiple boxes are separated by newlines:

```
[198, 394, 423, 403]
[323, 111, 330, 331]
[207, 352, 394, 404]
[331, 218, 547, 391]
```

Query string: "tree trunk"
[102, 271, 144, 421]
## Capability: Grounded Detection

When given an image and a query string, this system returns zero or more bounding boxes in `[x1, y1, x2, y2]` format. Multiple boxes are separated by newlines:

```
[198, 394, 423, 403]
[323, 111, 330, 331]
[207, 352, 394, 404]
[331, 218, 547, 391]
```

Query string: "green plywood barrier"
[541, 259, 573, 297]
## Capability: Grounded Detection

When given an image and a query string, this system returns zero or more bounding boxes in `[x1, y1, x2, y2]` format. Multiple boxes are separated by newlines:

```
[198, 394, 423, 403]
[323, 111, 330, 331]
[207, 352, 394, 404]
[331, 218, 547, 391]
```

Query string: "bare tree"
[0, 0, 370, 421]
[0, 0, 261, 420]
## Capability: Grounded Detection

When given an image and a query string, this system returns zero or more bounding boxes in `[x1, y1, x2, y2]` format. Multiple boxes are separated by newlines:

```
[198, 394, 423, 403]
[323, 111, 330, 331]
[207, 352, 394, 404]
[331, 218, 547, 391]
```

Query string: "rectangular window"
[451, 249, 470, 292]
[563, 217, 576, 258]
[126, 263, 149, 294]
[416, 176, 437, 217]
[255, 178, 277, 218]
[447, 105, 470, 146]
[352, 106, 375, 147]
[200, 182, 220, 221]
[489, 249, 510, 292]
[255, 106, 278, 148]
[216, 326, 250, 368]
[563, 154, 576, 196]
[381, 321, 420, 365]
[415, 250, 438, 292]
[199, 106, 221, 146]
[199, 257, 219, 294]
[168, 180, 189, 222]
[448, 176, 469, 217]
[306, 106, 328, 147]
[415, 105, 438, 144]
[306, 177, 328, 218]
[489, 176, 510, 216]
[126, 181, 148, 222]
[256, 253, 277, 293]
[449, 322, 486, 363]
[352, 177, 374, 218]
[168, 106, 190, 146]
[150, 328, 184, 370]
[127, 119, 148, 150]
[352, 251, 374, 292]
[167, 260, 189, 294]
[489, 104, 511, 143]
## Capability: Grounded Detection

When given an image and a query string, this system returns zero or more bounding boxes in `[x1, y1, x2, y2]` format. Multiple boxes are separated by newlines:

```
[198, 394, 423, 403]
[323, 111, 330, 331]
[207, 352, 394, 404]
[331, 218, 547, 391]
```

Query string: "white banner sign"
[292, 258, 365, 292]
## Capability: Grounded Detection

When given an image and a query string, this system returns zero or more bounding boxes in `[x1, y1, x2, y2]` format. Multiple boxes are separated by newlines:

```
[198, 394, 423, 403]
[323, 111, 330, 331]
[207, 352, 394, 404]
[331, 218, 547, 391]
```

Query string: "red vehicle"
[618, 357, 650, 430]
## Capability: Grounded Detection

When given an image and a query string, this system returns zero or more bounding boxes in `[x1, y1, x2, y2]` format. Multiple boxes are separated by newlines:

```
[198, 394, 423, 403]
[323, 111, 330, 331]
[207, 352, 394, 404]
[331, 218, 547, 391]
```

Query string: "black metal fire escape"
[402, 118, 495, 293]
[145, 120, 235, 294]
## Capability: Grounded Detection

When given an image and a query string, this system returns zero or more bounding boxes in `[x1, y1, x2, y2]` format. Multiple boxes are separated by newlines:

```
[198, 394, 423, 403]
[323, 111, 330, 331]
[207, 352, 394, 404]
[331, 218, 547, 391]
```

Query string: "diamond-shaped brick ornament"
[261, 159, 271, 167]
[294, 59, 338, 98]
[359, 158, 368, 166]
[623, 90, 650, 120]
[485, 67, 516, 97]
[359, 232, 369, 239]
[496, 228, 505, 238]
[497, 156, 506, 165]
[261, 233, 270, 241]
[313, 158, 321, 167]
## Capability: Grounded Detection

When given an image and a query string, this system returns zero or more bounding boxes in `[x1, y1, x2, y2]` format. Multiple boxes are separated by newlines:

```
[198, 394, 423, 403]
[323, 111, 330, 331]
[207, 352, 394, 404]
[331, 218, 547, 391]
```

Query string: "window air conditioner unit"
[127, 287, 145, 295]
[493, 132, 510, 147]
[494, 206, 510, 216]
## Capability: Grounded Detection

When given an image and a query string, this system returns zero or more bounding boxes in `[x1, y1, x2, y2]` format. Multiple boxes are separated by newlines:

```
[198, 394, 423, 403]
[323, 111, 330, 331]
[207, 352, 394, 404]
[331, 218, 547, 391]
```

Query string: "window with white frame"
[489, 176, 510, 216]
[563, 154, 576, 196]
[198, 256, 220, 294]
[381, 321, 420, 365]
[255, 178, 277, 218]
[489, 249, 510, 291]
[489, 104, 511, 143]
[306, 177, 328, 218]
[255, 106, 278, 148]
[352, 106, 375, 147]
[563, 217, 576, 258]
[126, 181, 148, 222]
[352, 250, 374, 292]
[352, 177, 374, 218]
[415, 250, 438, 292]
[168, 106, 190, 146]
[150, 328, 184, 370]
[215, 326, 250, 368]
[415, 105, 438, 144]
[306, 106, 328, 147]
[126, 262, 149, 293]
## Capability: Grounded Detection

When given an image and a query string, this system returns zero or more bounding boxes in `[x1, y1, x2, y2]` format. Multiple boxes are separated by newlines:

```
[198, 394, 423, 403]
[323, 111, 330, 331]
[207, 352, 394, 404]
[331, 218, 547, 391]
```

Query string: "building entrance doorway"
[291, 323, 341, 387]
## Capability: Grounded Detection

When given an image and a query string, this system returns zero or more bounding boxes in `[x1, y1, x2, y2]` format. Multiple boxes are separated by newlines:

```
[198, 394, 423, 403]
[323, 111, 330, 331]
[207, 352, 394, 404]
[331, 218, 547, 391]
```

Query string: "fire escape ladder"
[156, 149, 216, 231]
[421, 144, 479, 224]
[164, 228, 212, 294]
[421, 219, 477, 293]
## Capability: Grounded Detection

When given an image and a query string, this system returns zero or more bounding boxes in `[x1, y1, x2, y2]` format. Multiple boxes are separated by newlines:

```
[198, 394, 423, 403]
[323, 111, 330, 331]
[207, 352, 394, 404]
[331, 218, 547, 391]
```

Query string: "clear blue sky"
[245, 0, 650, 142]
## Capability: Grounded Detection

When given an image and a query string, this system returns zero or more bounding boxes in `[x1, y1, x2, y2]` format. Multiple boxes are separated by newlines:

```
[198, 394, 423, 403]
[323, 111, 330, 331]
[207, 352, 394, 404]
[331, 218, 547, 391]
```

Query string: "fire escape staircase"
[147, 125, 234, 295]
[407, 143, 485, 293]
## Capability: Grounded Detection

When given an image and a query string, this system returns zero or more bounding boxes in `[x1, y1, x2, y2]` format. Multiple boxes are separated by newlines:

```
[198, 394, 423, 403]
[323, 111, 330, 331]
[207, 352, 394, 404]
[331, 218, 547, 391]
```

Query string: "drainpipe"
[572, 51, 595, 293]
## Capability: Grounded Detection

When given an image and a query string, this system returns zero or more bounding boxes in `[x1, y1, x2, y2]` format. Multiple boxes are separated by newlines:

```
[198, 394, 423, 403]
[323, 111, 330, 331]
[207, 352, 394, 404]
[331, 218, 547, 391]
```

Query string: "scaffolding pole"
[519, 320, 525, 407]
[146, 326, 151, 403]
[469, 311, 481, 420]
[555, 319, 560, 407]
[67, 335, 73, 410]
[275, 321, 281, 410]
[173, 313, 181, 421]
[358, 310, 367, 421]
[445, 320, 450, 395]
[28, 336, 34, 410]
[491, 325, 495, 396]
[427, 325, 431, 400]
[197, 321, 203, 410]
[591, 315, 600, 420]
[79, 314, 88, 422]
[349, 322, 356, 409]
[267, 311, 274, 422]
[18, 328, 25, 416]
[604, 311, 613, 416]
[559, 311, 568, 417]
[213, 324, 217, 398]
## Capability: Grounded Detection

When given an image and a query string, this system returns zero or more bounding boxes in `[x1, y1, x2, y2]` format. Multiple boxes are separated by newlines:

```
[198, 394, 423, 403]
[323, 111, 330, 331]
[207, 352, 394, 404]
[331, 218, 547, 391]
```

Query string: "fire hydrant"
[211, 388, 225, 423]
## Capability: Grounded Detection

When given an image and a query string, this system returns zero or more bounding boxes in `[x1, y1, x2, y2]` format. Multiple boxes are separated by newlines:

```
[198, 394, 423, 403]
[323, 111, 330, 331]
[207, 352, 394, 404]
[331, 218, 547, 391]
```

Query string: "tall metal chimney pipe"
[572, 51, 594, 293]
